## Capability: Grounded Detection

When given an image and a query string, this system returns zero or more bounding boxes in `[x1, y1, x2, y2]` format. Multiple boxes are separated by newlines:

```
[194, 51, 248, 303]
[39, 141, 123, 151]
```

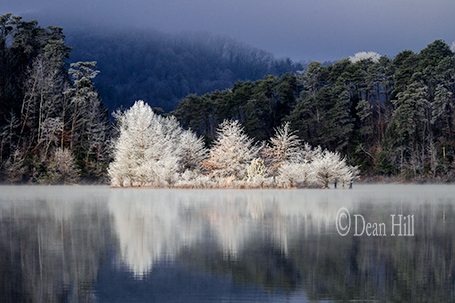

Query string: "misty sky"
[2, 0, 455, 62]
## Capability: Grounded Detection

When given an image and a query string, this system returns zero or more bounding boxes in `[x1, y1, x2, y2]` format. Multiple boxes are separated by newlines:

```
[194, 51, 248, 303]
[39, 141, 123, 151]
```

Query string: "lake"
[0, 184, 454, 302]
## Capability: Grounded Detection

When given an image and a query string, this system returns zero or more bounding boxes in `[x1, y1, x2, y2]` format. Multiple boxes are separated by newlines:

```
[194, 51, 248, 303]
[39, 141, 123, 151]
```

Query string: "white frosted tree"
[276, 141, 317, 188]
[340, 165, 360, 189]
[349, 51, 381, 63]
[311, 150, 349, 189]
[0, 111, 20, 164]
[109, 100, 185, 187]
[277, 160, 313, 188]
[202, 119, 260, 179]
[46, 148, 80, 184]
[264, 122, 302, 175]
[301, 142, 321, 162]
[178, 130, 207, 173]
[39, 117, 63, 159]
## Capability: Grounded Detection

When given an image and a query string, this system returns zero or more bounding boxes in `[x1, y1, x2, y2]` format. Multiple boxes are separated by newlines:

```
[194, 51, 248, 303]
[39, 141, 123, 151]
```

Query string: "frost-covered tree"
[202, 119, 260, 179]
[109, 100, 202, 187]
[3, 150, 28, 183]
[277, 160, 312, 188]
[349, 51, 381, 63]
[39, 117, 63, 159]
[110, 101, 168, 186]
[45, 148, 79, 184]
[178, 130, 207, 173]
[264, 122, 301, 175]
[311, 150, 349, 189]
[0, 111, 20, 163]
[81, 97, 111, 179]
[341, 165, 360, 189]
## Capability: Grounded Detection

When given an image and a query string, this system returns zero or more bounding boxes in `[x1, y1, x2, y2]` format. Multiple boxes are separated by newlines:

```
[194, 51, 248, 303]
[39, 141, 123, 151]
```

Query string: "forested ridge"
[65, 27, 305, 113]
[1, 13, 455, 184]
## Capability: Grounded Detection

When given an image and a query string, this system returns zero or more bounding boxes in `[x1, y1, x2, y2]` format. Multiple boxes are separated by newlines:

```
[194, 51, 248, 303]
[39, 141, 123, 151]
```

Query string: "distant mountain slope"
[65, 29, 304, 113]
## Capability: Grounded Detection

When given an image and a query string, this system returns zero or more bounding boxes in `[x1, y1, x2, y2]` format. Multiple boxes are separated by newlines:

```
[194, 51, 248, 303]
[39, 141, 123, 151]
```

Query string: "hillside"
[65, 28, 305, 113]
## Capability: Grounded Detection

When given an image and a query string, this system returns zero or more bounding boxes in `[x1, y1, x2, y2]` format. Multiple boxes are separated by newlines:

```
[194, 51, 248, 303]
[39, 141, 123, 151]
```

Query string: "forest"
[173, 42, 455, 182]
[1, 13, 455, 185]
[0, 14, 110, 183]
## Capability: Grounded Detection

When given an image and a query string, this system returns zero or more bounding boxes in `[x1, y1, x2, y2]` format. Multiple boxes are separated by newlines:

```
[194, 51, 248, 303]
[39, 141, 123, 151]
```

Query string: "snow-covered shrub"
[246, 158, 268, 188]
[180, 169, 195, 182]
[202, 119, 260, 180]
[193, 175, 216, 188]
[3, 150, 28, 183]
[218, 175, 236, 188]
[45, 148, 80, 184]
[247, 158, 267, 179]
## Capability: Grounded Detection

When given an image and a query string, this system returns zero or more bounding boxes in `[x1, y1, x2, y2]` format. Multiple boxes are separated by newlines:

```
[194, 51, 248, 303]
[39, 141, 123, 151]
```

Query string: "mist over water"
[1, 185, 455, 302]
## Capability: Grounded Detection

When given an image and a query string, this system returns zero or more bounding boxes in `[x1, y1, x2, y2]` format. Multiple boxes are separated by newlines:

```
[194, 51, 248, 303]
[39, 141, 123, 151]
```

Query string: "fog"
[2, 0, 455, 61]
[1, 184, 454, 277]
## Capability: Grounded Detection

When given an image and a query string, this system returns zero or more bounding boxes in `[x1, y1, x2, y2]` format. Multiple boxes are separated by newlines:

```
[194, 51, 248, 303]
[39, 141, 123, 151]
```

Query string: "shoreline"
[2, 179, 455, 188]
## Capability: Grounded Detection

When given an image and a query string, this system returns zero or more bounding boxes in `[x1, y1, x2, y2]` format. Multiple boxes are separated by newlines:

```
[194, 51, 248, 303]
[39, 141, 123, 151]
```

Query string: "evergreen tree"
[263, 122, 302, 175]
[201, 119, 260, 179]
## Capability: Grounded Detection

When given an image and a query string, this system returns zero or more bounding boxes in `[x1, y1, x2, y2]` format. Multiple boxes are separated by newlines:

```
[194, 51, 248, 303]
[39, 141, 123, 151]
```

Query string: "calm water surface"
[1, 184, 454, 302]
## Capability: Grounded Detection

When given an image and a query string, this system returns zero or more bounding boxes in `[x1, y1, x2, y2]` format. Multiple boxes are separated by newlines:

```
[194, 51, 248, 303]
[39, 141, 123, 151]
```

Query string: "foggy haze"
[2, 0, 455, 62]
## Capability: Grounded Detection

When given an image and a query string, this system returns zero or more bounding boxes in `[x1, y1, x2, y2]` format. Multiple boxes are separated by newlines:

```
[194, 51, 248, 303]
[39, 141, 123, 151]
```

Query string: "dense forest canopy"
[173, 40, 455, 181]
[65, 28, 305, 113]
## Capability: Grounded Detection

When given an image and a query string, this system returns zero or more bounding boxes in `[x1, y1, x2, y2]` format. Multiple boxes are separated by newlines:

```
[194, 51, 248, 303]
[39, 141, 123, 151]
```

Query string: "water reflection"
[108, 189, 343, 277]
[0, 186, 112, 303]
[1, 185, 455, 302]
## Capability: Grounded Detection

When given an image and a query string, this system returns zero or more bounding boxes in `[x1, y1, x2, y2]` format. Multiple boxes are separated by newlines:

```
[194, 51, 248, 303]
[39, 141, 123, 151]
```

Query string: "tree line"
[2, 13, 455, 184]
[0, 14, 110, 183]
[172, 40, 455, 181]
[109, 101, 358, 188]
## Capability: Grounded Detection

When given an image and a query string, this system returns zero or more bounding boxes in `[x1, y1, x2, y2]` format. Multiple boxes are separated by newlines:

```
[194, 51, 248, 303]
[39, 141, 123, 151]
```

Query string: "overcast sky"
[2, 0, 455, 62]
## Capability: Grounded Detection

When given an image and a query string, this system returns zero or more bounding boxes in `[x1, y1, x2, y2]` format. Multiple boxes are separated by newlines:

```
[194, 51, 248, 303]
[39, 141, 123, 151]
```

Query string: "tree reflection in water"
[0, 185, 454, 302]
